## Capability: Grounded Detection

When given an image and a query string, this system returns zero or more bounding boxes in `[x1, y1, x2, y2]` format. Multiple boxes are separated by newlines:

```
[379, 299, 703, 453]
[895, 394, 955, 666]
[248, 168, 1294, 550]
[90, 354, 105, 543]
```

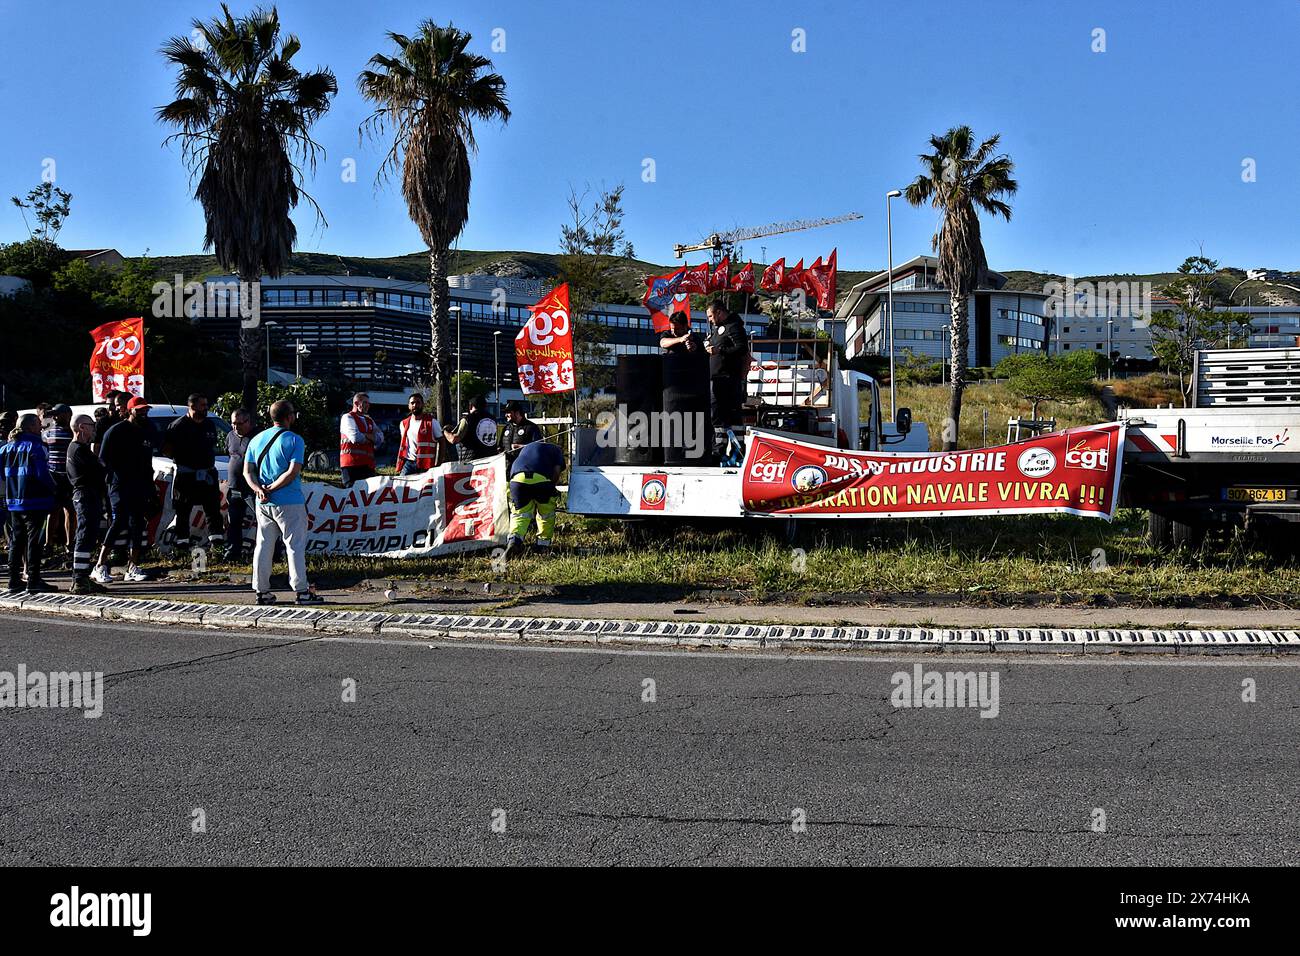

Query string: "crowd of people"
[0, 387, 561, 601]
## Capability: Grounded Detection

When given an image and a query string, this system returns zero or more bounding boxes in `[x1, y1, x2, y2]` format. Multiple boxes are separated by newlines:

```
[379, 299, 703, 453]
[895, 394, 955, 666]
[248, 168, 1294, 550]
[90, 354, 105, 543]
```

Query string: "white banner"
[146, 455, 509, 558]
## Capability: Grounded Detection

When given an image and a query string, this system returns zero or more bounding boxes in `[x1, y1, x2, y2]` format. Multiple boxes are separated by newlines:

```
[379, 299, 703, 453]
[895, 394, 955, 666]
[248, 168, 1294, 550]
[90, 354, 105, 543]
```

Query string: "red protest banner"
[88, 317, 145, 402]
[740, 424, 1126, 519]
[516, 283, 574, 395]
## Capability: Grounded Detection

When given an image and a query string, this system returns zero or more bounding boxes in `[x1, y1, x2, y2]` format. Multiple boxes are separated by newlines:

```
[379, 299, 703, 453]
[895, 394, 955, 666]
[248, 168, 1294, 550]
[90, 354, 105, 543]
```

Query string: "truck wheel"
[1147, 512, 1172, 551]
[1170, 518, 1205, 552]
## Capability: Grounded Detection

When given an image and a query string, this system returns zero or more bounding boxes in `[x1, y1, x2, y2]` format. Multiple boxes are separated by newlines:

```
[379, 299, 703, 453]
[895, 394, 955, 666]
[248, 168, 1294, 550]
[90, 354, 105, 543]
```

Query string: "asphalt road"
[2, 615, 1298, 866]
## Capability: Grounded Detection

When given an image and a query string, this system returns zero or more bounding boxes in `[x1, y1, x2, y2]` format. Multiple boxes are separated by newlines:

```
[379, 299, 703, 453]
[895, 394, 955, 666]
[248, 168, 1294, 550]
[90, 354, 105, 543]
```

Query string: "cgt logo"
[749, 451, 793, 484]
[1065, 431, 1111, 472]
[94, 334, 141, 362]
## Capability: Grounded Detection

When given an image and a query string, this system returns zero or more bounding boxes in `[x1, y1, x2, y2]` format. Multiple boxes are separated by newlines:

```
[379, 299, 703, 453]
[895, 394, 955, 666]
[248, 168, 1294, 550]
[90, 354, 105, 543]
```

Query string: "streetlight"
[886, 189, 903, 419]
[1106, 318, 1113, 375]
[449, 304, 463, 419]
[493, 330, 503, 415]
[295, 338, 311, 382]
[263, 321, 279, 380]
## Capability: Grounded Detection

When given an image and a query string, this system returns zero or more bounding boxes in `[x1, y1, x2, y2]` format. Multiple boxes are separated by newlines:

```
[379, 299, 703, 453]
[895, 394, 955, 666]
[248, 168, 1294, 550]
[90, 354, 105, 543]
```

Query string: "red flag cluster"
[642, 249, 836, 328]
[758, 250, 838, 309]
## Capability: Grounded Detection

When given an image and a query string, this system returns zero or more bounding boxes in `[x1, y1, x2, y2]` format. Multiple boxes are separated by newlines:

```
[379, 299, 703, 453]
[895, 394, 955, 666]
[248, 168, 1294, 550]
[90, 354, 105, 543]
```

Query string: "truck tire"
[1147, 512, 1172, 551]
[1170, 518, 1205, 551]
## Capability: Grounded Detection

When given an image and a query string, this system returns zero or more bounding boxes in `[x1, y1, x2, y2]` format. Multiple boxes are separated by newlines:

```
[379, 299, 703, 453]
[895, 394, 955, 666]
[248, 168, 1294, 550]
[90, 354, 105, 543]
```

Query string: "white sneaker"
[91, 566, 113, 585]
[123, 566, 150, 583]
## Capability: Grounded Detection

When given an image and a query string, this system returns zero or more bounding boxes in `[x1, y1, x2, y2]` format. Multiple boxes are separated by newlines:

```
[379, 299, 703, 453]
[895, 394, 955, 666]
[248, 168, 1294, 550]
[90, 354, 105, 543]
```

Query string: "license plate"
[1224, 487, 1287, 502]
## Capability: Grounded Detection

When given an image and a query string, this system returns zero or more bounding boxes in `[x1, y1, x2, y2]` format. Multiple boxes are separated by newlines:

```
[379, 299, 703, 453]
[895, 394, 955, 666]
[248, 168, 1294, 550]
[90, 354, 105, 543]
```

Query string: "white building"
[833, 255, 1051, 368]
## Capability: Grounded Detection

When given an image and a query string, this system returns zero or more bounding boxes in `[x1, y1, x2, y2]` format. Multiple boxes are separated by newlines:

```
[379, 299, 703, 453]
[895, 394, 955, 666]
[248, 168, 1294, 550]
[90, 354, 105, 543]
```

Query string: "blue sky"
[0, 0, 1295, 275]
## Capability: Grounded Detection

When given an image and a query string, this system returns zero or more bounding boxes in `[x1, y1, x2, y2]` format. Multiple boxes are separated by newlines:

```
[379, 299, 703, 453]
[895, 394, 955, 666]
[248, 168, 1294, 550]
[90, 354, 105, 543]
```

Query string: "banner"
[89, 317, 145, 402]
[709, 255, 731, 292]
[740, 425, 1127, 519]
[731, 261, 756, 293]
[679, 262, 710, 294]
[800, 249, 837, 309]
[145, 454, 509, 558]
[516, 283, 575, 395]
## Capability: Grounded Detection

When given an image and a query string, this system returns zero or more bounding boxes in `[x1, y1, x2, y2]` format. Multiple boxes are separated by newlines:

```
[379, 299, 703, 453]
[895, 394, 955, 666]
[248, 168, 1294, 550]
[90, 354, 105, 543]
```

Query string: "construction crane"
[673, 212, 863, 260]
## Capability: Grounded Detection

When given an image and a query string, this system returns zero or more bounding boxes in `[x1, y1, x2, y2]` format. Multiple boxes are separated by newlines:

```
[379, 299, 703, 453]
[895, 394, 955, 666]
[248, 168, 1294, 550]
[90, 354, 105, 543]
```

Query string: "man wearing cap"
[339, 392, 384, 488]
[498, 400, 542, 468]
[396, 392, 445, 476]
[42, 403, 76, 562]
[163, 392, 226, 554]
[94, 396, 155, 584]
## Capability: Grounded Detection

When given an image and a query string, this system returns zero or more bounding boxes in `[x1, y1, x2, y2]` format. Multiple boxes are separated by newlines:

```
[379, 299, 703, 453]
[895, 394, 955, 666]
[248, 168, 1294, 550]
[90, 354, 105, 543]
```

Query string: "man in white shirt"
[339, 392, 384, 487]
[396, 392, 447, 476]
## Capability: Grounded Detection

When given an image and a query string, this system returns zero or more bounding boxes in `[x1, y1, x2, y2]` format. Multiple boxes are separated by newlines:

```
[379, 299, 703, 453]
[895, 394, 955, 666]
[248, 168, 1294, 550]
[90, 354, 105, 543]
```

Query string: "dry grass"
[1108, 373, 1183, 409]
[897, 382, 1110, 450]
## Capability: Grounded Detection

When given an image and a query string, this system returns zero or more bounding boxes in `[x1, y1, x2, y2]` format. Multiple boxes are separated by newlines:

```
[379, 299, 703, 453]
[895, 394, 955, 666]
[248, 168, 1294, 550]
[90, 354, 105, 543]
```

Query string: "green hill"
[135, 251, 1300, 310]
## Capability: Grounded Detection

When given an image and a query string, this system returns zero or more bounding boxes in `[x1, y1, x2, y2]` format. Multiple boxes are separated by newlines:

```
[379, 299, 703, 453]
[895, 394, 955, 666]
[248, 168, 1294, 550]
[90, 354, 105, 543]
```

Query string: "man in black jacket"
[498, 401, 542, 467]
[94, 397, 155, 584]
[704, 299, 751, 430]
[163, 393, 225, 552]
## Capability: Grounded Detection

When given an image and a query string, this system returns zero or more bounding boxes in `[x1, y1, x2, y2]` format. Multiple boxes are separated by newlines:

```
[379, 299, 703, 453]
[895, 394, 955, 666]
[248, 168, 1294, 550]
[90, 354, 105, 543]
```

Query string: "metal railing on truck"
[1193, 347, 1300, 406]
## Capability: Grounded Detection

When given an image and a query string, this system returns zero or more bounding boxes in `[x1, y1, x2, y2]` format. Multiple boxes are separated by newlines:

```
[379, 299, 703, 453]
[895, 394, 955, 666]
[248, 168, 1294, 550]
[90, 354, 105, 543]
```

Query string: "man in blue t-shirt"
[505, 440, 565, 559]
[243, 400, 321, 606]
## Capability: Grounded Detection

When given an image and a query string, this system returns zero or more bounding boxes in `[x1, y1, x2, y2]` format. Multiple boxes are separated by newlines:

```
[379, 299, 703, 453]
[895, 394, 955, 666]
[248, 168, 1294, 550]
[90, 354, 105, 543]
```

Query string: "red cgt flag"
[731, 261, 756, 293]
[516, 283, 575, 395]
[779, 258, 805, 293]
[89, 316, 145, 402]
[708, 255, 731, 292]
[678, 262, 711, 294]
[759, 257, 786, 292]
[800, 249, 838, 310]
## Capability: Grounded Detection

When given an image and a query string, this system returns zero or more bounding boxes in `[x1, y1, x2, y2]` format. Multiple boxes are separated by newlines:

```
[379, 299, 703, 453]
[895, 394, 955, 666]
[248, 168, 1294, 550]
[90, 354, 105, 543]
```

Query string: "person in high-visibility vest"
[339, 392, 384, 488]
[396, 392, 447, 476]
[505, 440, 564, 559]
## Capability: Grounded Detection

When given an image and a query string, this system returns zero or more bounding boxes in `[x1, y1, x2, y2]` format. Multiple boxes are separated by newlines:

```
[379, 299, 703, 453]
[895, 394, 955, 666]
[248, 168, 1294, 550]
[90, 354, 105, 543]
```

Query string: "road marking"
[4, 613, 1298, 667]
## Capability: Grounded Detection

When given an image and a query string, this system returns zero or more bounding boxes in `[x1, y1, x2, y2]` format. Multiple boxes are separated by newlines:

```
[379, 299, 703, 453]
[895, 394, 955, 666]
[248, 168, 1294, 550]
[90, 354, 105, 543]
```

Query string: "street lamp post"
[449, 305, 463, 420]
[493, 330, 502, 415]
[1106, 318, 1113, 376]
[263, 321, 279, 380]
[886, 189, 902, 419]
[295, 339, 311, 382]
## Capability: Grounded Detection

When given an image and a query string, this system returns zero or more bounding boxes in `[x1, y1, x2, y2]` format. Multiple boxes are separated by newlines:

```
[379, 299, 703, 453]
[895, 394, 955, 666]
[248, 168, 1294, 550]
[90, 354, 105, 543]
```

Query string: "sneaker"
[25, 581, 58, 594]
[123, 566, 151, 584]
[70, 577, 105, 595]
[504, 536, 524, 559]
[296, 590, 324, 605]
[255, 592, 278, 606]
[91, 565, 113, 585]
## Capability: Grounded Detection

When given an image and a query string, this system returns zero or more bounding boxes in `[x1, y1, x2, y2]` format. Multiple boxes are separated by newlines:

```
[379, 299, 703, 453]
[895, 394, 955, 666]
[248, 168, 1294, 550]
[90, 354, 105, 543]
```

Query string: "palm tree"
[158, 4, 337, 417]
[358, 23, 510, 423]
[904, 126, 1017, 450]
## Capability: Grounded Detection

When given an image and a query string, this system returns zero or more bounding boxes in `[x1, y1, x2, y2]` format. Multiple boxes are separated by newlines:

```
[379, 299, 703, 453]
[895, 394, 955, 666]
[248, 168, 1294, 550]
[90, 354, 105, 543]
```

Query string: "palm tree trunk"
[946, 295, 970, 450]
[236, 273, 261, 421]
[428, 245, 453, 423]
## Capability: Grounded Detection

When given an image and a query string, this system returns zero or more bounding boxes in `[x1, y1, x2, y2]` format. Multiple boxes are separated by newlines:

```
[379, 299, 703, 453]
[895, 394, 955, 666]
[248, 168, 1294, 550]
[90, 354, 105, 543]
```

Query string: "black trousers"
[340, 465, 375, 488]
[170, 473, 225, 543]
[104, 491, 146, 558]
[7, 511, 47, 591]
[710, 374, 744, 428]
[71, 490, 103, 576]
[225, 488, 250, 556]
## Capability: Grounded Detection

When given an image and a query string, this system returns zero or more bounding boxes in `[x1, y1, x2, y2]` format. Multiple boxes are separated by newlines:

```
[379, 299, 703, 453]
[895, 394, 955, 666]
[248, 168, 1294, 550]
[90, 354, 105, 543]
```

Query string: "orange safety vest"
[339, 412, 377, 468]
[399, 414, 439, 471]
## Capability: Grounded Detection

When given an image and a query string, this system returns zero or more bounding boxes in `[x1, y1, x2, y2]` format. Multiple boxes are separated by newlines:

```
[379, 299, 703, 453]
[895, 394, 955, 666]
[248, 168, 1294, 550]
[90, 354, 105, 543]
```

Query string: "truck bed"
[1120, 407, 1300, 463]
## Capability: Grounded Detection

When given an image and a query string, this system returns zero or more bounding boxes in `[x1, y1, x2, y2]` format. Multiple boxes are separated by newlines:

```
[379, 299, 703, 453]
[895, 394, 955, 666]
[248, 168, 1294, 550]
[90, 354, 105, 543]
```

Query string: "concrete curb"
[1, 590, 1297, 655]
